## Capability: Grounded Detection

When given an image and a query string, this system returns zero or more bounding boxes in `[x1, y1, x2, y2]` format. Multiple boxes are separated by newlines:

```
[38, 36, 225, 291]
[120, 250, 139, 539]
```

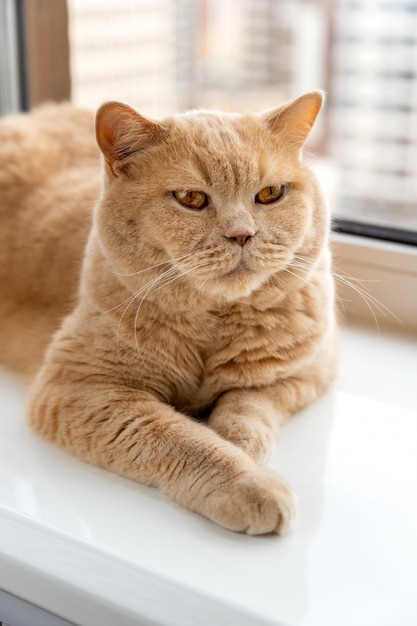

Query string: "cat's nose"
[224, 229, 255, 247]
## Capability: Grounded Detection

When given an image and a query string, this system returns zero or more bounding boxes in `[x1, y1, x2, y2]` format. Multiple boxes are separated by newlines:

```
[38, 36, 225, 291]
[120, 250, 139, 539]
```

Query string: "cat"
[0, 92, 336, 535]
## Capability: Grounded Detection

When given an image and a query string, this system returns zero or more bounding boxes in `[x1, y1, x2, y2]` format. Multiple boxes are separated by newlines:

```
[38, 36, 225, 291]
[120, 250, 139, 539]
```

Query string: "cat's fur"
[0, 92, 336, 534]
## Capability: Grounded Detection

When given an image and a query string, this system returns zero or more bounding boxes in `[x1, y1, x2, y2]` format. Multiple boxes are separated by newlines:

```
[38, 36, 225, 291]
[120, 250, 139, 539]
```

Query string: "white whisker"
[332, 270, 402, 330]
[110, 252, 195, 278]
[114, 263, 184, 350]
[84, 251, 202, 326]
[288, 253, 402, 330]
[131, 259, 214, 353]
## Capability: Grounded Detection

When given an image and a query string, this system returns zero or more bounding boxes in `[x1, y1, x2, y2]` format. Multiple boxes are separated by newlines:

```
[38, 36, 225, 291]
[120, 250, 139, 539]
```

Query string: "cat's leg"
[29, 373, 296, 535]
[208, 375, 330, 463]
[208, 390, 280, 463]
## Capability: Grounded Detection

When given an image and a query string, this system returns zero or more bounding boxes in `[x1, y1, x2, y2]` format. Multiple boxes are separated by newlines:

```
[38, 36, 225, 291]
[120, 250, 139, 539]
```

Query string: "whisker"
[83, 288, 143, 326]
[333, 271, 402, 327]
[282, 267, 307, 282]
[131, 259, 214, 353]
[269, 272, 290, 298]
[116, 264, 183, 350]
[334, 272, 382, 332]
[84, 251, 203, 326]
[289, 254, 402, 330]
[110, 252, 195, 278]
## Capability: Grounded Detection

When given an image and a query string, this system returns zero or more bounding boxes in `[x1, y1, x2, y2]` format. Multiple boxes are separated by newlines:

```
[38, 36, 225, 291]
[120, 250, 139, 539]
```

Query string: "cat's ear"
[95, 101, 164, 177]
[261, 91, 324, 152]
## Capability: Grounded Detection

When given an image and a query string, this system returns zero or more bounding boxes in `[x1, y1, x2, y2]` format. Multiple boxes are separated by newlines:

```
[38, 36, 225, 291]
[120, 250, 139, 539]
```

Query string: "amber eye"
[255, 185, 285, 205]
[173, 190, 208, 210]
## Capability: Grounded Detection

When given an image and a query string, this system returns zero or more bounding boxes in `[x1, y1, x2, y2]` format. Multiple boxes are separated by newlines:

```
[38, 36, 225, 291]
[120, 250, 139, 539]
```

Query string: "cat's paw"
[202, 466, 297, 535]
[207, 414, 275, 463]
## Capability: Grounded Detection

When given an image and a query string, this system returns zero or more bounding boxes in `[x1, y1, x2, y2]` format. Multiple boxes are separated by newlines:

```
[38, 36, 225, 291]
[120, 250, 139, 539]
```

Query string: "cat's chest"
[181, 301, 318, 413]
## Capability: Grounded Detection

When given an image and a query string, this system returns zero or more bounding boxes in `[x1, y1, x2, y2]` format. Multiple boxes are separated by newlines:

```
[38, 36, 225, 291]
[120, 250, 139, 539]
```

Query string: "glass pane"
[329, 0, 417, 234]
[67, 0, 417, 237]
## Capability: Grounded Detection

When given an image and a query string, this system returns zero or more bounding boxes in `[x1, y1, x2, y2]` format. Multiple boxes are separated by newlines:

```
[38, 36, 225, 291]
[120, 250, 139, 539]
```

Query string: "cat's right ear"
[95, 102, 164, 177]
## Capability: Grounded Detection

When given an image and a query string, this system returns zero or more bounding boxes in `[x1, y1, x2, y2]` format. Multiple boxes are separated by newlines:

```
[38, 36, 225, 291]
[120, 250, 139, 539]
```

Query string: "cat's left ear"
[96, 101, 165, 177]
[261, 91, 324, 152]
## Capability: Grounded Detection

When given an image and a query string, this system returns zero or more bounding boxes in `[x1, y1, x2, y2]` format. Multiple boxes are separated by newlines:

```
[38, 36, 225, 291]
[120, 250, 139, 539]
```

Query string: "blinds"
[68, 0, 180, 118]
[331, 0, 417, 230]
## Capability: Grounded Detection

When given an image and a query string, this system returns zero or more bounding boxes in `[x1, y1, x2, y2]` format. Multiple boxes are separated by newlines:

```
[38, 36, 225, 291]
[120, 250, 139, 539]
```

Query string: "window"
[0, 0, 71, 114]
[330, 1, 417, 244]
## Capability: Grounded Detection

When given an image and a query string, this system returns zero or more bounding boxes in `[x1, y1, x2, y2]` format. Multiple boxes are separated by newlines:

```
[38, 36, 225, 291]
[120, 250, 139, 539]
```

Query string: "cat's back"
[0, 104, 101, 379]
[0, 103, 99, 203]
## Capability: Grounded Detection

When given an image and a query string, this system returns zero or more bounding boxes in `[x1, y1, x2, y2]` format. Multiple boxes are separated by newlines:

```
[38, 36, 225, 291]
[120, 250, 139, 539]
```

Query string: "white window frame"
[331, 233, 417, 333]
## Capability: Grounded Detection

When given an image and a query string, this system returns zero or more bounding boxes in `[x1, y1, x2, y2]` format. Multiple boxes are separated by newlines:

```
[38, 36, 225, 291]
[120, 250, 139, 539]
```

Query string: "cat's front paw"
[202, 467, 297, 535]
[207, 413, 276, 463]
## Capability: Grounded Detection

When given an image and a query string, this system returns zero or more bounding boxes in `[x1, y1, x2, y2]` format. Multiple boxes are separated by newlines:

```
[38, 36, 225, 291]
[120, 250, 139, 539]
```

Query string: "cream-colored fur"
[0, 93, 336, 534]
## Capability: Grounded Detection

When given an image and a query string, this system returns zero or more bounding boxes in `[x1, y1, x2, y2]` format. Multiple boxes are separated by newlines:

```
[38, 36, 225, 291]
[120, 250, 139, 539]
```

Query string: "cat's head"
[94, 92, 327, 302]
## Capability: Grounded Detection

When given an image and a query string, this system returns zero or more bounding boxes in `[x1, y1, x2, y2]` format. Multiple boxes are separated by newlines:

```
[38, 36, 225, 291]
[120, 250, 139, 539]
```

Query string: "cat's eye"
[255, 185, 285, 205]
[173, 190, 208, 210]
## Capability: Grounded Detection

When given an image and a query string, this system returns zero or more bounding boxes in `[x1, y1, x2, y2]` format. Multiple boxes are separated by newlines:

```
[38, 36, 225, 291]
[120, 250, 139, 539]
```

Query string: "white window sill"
[0, 324, 416, 626]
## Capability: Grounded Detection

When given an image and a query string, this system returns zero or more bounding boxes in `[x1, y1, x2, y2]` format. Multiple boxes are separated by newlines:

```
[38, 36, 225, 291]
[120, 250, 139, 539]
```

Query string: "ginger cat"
[0, 92, 336, 534]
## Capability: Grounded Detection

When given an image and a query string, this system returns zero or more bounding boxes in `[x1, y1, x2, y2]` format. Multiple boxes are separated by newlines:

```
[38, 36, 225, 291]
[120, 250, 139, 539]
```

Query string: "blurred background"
[1, 0, 417, 243]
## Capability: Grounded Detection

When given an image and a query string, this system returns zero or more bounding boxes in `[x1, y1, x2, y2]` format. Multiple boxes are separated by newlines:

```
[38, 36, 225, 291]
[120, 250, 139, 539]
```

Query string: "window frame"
[15, 0, 71, 110]
[331, 232, 417, 334]
[333, 218, 417, 247]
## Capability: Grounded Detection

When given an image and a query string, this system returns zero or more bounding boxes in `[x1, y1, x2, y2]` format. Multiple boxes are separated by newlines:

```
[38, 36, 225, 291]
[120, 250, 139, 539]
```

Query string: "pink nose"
[225, 231, 254, 247]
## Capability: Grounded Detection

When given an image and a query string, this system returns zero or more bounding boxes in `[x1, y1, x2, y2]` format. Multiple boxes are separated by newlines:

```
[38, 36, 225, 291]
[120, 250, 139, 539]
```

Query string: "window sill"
[0, 325, 416, 625]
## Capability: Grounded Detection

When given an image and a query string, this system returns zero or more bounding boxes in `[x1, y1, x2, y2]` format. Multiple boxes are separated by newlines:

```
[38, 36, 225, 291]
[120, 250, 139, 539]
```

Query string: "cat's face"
[95, 93, 327, 302]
